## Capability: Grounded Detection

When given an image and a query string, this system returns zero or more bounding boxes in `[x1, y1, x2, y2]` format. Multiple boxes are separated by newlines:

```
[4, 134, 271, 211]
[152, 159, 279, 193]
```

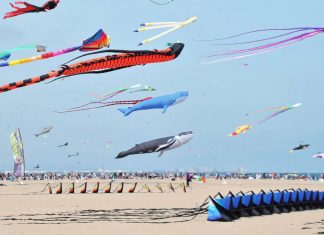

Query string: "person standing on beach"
[186, 172, 192, 187]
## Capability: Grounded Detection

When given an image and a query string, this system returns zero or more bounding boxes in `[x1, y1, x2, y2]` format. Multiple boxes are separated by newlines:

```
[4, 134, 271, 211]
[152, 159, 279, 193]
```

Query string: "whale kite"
[116, 131, 193, 158]
[118, 91, 189, 116]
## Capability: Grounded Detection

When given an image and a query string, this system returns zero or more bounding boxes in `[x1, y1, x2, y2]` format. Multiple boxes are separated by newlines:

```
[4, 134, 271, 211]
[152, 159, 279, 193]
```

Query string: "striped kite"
[0, 43, 184, 94]
[58, 84, 153, 113]
[4, 1, 60, 19]
[0, 29, 109, 68]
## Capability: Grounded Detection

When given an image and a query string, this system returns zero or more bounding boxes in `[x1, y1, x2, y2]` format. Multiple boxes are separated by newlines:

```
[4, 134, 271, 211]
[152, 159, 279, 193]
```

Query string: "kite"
[0, 44, 46, 61]
[68, 152, 79, 158]
[34, 164, 40, 169]
[254, 103, 302, 124]
[0, 29, 109, 68]
[58, 142, 68, 147]
[34, 126, 52, 138]
[58, 84, 157, 113]
[96, 84, 142, 100]
[118, 91, 189, 116]
[57, 97, 152, 113]
[150, 0, 175, 5]
[312, 153, 324, 159]
[0, 43, 184, 94]
[202, 27, 324, 63]
[289, 144, 310, 153]
[130, 85, 157, 93]
[116, 131, 193, 159]
[228, 125, 252, 137]
[4, 0, 60, 19]
[135, 17, 197, 45]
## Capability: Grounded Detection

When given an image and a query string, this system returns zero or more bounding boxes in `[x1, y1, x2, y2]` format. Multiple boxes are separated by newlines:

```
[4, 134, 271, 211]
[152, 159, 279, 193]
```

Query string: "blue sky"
[0, 0, 324, 172]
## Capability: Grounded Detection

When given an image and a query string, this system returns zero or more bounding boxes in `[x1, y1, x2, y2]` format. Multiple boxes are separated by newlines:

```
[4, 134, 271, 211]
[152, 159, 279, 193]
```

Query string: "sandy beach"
[0, 179, 323, 235]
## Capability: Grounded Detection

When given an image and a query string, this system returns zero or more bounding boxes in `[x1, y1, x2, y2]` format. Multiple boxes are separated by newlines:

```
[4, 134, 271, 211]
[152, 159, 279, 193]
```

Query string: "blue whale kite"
[118, 91, 189, 116]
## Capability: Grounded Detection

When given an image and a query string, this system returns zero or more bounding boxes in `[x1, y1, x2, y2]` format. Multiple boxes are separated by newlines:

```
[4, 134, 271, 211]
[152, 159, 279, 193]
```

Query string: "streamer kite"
[57, 97, 152, 113]
[203, 27, 324, 63]
[0, 45, 45, 61]
[254, 103, 302, 124]
[0, 29, 109, 68]
[0, 43, 184, 94]
[4, 0, 60, 19]
[135, 17, 197, 45]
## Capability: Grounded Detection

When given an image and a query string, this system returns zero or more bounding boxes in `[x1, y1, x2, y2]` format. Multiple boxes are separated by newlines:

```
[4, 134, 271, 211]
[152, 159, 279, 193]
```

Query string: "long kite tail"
[0, 70, 62, 93]
[257, 109, 289, 124]
[202, 27, 324, 62]
[196, 27, 319, 41]
[57, 97, 152, 113]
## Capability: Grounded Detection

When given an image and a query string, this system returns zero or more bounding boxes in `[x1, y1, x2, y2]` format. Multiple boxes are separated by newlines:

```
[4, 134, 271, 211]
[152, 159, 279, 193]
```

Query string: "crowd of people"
[0, 171, 323, 182]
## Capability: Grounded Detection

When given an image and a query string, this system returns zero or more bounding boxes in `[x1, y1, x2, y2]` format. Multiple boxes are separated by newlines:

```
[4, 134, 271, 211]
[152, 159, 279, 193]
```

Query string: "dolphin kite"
[118, 91, 189, 116]
[289, 144, 310, 153]
[115, 131, 193, 159]
[312, 152, 324, 159]
[34, 126, 52, 137]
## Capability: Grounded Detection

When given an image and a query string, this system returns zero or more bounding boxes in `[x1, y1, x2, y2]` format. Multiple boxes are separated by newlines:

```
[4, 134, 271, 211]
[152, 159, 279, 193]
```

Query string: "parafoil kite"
[228, 125, 252, 137]
[0, 43, 184, 94]
[116, 131, 193, 158]
[135, 17, 197, 45]
[312, 153, 324, 159]
[0, 44, 45, 61]
[4, 0, 60, 19]
[202, 27, 324, 63]
[0, 29, 109, 68]
[289, 144, 310, 153]
[118, 91, 189, 116]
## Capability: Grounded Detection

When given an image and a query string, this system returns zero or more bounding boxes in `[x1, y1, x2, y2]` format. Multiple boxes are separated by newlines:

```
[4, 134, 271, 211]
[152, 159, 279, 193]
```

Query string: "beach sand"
[0, 179, 323, 235]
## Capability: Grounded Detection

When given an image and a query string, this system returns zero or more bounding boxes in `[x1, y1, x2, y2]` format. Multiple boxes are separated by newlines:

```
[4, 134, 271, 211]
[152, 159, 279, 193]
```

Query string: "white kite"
[135, 16, 197, 46]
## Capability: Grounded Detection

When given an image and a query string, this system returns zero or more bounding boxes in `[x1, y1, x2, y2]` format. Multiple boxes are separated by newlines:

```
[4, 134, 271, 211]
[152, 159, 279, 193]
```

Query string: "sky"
[0, 0, 324, 172]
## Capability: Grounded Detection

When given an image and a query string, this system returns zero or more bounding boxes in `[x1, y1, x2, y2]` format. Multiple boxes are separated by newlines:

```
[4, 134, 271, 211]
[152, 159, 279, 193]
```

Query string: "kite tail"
[197, 27, 319, 41]
[0, 70, 61, 93]
[209, 30, 322, 57]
